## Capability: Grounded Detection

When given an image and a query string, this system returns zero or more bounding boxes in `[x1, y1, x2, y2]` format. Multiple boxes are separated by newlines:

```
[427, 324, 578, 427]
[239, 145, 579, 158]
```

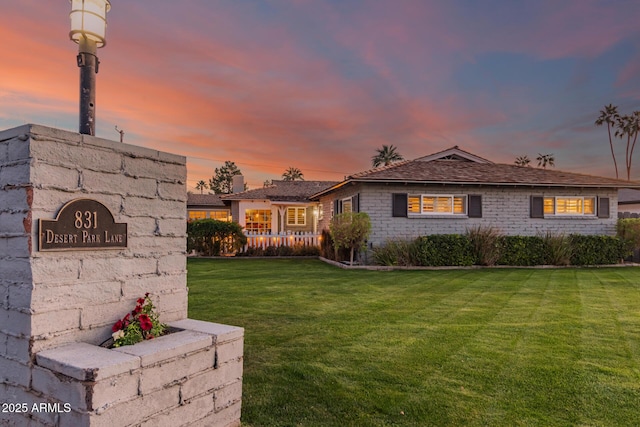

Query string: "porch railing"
[243, 231, 321, 250]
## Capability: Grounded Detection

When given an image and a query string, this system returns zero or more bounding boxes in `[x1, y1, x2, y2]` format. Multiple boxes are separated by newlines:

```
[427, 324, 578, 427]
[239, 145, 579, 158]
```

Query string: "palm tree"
[536, 153, 555, 169]
[372, 144, 404, 168]
[195, 180, 208, 194]
[595, 104, 620, 179]
[282, 167, 304, 181]
[614, 111, 640, 180]
[514, 155, 531, 167]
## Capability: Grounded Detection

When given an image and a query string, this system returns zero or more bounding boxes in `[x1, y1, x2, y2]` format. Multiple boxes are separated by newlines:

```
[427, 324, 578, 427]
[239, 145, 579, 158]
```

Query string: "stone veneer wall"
[317, 183, 619, 248]
[0, 124, 243, 426]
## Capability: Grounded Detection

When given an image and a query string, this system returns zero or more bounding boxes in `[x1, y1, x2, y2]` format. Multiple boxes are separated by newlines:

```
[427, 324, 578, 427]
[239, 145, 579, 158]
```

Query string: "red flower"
[137, 297, 145, 305]
[122, 313, 131, 327]
[132, 305, 142, 315]
[139, 314, 153, 331]
[112, 319, 123, 332]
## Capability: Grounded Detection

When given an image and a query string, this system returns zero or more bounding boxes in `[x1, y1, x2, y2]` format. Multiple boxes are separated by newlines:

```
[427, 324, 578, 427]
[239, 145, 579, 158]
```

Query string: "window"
[287, 207, 306, 226]
[543, 197, 596, 216]
[245, 209, 272, 233]
[209, 211, 231, 221]
[408, 195, 466, 215]
[342, 198, 353, 214]
[318, 203, 324, 221]
[188, 210, 206, 220]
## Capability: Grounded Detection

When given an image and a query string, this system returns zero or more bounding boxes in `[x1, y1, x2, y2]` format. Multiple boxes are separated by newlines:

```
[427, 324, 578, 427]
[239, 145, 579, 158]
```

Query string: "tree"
[209, 161, 242, 194]
[514, 155, 531, 167]
[536, 153, 555, 169]
[195, 180, 208, 194]
[329, 212, 372, 265]
[372, 144, 404, 168]
[614, 111, 640, 181]
[282, 167, 304, 181]
[263, 179, 273, 187]
[595, 104, 620, 179]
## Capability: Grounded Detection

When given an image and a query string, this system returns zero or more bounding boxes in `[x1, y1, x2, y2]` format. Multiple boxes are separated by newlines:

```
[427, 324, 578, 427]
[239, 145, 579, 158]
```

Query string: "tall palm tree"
[595, 104, 620, 179]
[514, 155, 531, 167]
[536, 153, 555, 169]
[372, 144, 404, 168]
[614, 111, 640, 180]
[195, 180, 208, 194]
[282, 167, 304, 181]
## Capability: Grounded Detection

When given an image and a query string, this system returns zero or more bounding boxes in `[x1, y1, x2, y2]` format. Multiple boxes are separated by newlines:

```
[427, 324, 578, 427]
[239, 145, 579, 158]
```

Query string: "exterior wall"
[318, 183, 619, 248]
[0, 125, 243, 427]
[234, 200, 318, 234]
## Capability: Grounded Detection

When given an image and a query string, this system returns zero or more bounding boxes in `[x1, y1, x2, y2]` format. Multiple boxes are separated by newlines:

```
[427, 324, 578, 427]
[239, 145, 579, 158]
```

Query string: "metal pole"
[77, 36, 99, 135]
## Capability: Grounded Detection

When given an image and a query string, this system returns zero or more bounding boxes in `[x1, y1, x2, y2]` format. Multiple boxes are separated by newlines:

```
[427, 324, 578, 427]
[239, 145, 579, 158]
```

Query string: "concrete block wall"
[317, 183, 619, 248]
[1, 124, 243, 426]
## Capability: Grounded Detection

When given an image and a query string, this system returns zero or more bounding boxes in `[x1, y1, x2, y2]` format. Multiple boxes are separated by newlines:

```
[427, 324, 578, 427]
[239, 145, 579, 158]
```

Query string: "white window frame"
[286, 207, 306, 226]
[543, 196, 596, 216]
[408, 194, 467, 216]
[341, 198, 353, 214]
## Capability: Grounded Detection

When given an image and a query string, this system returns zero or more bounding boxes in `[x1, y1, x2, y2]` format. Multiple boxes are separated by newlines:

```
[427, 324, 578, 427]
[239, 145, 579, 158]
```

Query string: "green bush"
[414, 235, 475, 266]
[372, 239, 421, 266]
[542, 233, 572, 266]
[616, 218, 640, 257]
[467, 226, 502, 266]
[497, 236, 547, 266]
[187, 219, 247, 256]
[569, 235, 624, 265]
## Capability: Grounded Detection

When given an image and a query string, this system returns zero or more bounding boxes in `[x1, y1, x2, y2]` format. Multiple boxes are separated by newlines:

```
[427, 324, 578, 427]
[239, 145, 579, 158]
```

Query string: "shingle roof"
[619, 188, 640, 204]
[222, 180, 339, 202]
[187, 193, 227, 208]
[311, 153, 640, 199]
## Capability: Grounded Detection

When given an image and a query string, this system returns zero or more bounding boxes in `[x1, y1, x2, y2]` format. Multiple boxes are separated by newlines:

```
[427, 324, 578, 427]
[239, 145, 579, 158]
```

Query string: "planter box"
[34, 319, 243, 427]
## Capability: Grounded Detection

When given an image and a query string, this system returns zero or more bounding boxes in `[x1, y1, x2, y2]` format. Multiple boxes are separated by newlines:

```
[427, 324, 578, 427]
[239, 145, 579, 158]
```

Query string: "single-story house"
[186, 193, 231, 221]
[221, 179, 338, 235]
[618, 189, 640, 215]
[310, 146, 640, 249]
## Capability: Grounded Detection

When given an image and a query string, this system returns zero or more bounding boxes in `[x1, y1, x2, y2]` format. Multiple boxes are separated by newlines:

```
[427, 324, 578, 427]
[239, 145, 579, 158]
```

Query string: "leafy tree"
[614, 111, 640, 180]
[329, 212, 371, 265]
[282, 167, 304, 181]
[536, 153, 555, 169]
[263, 179, 273, 187]
[209, 161, 243, 194]
[595, 104, 620, 179]
[372, 144, 404, 168]
[514, 155, 531, 167]
[195, 180, 208, 194]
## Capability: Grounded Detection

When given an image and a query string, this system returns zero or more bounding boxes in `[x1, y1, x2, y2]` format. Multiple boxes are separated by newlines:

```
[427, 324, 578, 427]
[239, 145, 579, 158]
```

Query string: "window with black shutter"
[392, 193, 408, 217]
[598, 197, 610, 218]
[468, 195, 482, 218]
[530, 196, 544, 218]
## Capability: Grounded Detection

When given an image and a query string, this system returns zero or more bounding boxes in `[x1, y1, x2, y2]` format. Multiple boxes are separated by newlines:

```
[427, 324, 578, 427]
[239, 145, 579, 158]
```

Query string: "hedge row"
[373, 233, 625, 267]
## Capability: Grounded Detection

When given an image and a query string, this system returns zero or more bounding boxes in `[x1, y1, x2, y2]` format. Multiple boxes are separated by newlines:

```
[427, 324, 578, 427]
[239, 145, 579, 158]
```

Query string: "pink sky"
[1, 1, 639, 189]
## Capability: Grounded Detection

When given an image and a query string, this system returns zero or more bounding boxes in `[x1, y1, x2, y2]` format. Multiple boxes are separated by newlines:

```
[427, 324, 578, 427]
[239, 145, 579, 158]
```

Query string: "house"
[186, 193, 231, 221]
[222, 180, 338, 236]
[618, 189, 640, 215]
[310, 146, 640, 249]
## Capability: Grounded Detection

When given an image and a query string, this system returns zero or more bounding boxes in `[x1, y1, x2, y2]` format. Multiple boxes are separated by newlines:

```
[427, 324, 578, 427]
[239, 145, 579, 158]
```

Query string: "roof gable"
[414, 146, 493, 164]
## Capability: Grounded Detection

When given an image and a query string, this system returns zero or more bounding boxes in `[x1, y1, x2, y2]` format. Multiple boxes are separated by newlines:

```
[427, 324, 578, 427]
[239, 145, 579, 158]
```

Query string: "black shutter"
[352, 194, 360, 213]
[598, 197, 610, 218]
[392, 193, 408, 217]
[334, 199, 340, 216]
[530, 196, 544, 218]
[468, 195, 482, 218]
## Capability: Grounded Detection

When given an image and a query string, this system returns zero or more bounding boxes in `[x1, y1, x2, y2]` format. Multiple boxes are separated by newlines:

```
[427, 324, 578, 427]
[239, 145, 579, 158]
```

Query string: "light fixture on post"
[69, 0, 111, 136]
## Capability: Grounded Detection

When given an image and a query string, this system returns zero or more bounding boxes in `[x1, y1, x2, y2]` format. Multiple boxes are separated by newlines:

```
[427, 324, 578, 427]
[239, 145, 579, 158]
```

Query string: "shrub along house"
[311, 146, 640, 250]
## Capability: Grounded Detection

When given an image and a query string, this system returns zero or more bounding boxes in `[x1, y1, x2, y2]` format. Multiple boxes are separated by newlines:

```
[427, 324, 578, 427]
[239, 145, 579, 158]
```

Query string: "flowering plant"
[111, 293, 167, 348]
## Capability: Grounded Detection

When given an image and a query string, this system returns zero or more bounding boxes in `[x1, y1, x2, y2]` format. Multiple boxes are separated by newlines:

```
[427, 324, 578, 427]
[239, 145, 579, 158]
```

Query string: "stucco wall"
[318, 183, 618, 248]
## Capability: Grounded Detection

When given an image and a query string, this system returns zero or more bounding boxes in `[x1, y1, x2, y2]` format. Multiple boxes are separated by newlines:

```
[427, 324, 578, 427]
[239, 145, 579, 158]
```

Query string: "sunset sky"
[1, 1, 639, 190]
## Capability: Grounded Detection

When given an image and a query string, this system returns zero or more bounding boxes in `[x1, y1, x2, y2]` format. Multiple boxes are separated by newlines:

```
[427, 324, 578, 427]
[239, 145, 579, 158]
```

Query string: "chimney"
[232, 175, 244, 193]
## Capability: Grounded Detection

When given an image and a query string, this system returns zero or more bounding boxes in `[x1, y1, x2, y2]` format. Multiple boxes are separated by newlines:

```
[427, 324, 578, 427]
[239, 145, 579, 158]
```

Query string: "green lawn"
[187, 258, 640, 426]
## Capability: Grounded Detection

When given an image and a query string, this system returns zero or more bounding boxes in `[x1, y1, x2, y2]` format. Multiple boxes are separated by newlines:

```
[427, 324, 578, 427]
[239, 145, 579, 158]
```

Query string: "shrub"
[414, 235, 475, 266]
[320, 229, 349, 261]
[329, 212, 372, 265]
[542, 233, 572, 266]
[569, 235, 624, 265]
[616, 218, 640, 257]
[466, 226, 502, 266]
[372, 239, 421, 266]
[187, 219, 247, 256]
[497, 236, 547, 266]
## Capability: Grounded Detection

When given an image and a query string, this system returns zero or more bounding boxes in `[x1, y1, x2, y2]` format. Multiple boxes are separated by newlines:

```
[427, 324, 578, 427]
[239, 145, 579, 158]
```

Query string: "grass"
[187, 259, 640, 426]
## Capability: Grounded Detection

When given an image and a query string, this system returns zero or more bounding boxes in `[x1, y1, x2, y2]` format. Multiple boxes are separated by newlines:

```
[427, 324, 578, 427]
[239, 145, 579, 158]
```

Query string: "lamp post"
[69, 0, 111, 136]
